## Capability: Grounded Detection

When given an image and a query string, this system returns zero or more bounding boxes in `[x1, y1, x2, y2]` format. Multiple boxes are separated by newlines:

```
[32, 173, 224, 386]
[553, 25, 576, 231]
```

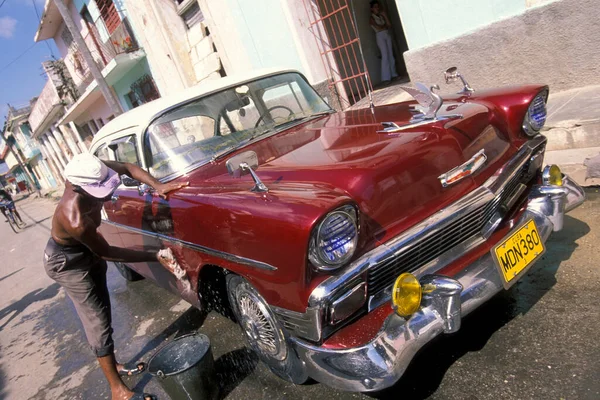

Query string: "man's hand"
[156, 181, 189, 199]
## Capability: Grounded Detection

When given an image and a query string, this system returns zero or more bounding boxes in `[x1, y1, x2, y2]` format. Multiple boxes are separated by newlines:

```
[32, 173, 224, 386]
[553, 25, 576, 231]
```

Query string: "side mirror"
[226, 151, 259, 178]
[444, 67, 459, 84]
[121, 175, 140, 187]
[226, 151, 268, 193]
[443, 66, 474, 94]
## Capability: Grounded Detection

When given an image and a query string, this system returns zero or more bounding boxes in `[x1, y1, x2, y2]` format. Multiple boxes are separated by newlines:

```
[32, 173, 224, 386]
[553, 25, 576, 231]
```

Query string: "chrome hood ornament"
[400, 82, 443, 120]
[438, 149, 487, 187]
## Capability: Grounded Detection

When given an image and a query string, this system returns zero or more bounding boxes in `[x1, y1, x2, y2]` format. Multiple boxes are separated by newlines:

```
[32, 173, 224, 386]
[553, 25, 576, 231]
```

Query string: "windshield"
[146, 72, 332, 180]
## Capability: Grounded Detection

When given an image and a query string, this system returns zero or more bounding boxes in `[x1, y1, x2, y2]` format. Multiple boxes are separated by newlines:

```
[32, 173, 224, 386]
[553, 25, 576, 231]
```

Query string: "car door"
[102, 133, 183, 296]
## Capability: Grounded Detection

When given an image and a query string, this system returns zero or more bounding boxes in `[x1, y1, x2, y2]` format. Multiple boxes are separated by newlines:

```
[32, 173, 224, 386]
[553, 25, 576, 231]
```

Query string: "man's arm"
[102, 160, 188, 199]
[72, 216, 159, 263]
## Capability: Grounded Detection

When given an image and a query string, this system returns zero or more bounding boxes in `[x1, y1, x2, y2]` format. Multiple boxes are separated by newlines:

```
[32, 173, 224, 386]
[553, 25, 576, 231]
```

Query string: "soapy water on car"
[158, 248, 192, 293]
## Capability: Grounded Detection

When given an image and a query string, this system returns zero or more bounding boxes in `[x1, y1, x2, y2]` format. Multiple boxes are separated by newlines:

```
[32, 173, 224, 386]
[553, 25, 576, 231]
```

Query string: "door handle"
[111, 194, 119, 204]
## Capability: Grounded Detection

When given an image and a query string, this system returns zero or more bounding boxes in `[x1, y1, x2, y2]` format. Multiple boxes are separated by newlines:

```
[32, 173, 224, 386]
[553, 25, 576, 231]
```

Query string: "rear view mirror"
[225, 96, 251, 112]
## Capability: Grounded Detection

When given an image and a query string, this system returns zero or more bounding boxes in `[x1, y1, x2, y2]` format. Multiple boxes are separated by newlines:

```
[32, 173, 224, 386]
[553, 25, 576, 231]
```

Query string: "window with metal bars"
[95, 0, 121, 34]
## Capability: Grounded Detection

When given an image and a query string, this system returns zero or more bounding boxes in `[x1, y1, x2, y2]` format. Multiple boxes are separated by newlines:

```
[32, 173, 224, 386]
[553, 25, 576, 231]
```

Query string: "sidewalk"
[543, 85, 600, 186]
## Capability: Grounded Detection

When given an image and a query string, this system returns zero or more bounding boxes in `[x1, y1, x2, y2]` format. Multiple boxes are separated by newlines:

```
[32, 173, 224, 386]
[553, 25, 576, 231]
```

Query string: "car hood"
[192, 101, 515, 244]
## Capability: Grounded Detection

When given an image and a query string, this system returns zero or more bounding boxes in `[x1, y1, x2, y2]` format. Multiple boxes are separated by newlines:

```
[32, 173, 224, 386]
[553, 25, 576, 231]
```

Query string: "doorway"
[303, 0, 409, 108]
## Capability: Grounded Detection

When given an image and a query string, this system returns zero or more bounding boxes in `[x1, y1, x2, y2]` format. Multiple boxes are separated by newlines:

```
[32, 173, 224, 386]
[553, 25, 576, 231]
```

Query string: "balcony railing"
[65, 17, 140, 95]
[29, 79, 61, 134]
[20, 141, 42, 161]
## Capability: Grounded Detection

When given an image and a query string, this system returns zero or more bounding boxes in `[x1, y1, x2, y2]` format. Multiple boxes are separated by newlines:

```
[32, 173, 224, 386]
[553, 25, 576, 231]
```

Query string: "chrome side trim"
[101, 220, 277, 271]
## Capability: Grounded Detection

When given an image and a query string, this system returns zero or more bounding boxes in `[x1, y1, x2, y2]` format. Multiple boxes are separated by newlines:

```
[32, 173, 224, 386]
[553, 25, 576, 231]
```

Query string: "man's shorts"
[43, 238, 114, 357]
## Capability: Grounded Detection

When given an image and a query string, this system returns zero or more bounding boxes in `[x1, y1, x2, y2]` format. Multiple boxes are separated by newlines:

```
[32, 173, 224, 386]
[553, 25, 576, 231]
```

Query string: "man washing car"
[45, 153, 188, 400]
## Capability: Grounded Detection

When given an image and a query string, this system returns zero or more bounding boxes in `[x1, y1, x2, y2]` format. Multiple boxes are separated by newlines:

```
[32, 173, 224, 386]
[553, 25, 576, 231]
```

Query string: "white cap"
[64, 153, 121, 198]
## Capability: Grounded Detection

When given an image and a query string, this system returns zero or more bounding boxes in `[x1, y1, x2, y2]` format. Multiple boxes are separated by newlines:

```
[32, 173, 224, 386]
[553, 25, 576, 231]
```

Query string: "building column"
[44, 134, 67, 169]
[58, 124, 82, 156]
[32, 163, 50, 190]
[47, 132, 69, 166]
[33, 164, 48, 189]
[39, 142, 64, 184]
[51, 126, 74, 162]
[68, 121, 88, 152]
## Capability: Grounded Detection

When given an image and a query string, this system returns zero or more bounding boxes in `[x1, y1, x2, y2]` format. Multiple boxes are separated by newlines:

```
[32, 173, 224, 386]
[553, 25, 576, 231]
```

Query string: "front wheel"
[226, 274, 308, 384]
[113, 262, 145, 281]
[6, 212, 19, 234]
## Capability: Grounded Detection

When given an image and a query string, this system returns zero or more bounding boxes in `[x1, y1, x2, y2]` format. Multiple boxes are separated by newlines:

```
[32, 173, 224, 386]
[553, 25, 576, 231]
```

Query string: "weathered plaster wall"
[125, 0, 194, 95]
[403, 0, 600, 93]
[186, 22, 222, 84]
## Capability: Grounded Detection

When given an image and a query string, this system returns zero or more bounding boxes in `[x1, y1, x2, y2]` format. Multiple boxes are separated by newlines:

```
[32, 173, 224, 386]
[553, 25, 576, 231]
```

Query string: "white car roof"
[91, 68, 299, 146]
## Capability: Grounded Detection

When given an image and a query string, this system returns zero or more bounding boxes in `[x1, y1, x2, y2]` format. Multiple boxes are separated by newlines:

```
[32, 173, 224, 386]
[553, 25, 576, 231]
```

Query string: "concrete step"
[543, 120, 600, 151]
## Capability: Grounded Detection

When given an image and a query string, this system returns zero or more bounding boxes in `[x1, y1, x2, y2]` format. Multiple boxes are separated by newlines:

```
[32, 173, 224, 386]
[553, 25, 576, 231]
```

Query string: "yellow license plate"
[493, 219, 545, 288]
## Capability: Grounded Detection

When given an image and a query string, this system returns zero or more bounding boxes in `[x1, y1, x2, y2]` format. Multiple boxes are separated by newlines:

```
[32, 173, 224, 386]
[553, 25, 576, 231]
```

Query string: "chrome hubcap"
[237, 288, 286, 361]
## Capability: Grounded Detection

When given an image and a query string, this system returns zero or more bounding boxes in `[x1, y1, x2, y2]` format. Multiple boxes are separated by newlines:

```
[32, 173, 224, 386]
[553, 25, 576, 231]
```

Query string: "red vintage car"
[90, 69, 585, 392]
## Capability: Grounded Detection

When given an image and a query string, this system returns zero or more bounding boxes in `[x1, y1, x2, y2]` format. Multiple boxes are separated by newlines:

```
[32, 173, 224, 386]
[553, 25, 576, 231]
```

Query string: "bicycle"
[0, 199, 26, 233]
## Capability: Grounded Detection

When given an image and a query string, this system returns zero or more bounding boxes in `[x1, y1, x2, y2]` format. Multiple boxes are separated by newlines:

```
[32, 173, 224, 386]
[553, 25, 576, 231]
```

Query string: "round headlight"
[523, 91, 548, 137]
[309, 207, 358, 271]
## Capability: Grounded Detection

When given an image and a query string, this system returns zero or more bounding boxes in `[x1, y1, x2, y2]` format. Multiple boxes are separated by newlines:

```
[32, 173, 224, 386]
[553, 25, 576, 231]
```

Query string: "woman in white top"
[370, 0, 398, 82]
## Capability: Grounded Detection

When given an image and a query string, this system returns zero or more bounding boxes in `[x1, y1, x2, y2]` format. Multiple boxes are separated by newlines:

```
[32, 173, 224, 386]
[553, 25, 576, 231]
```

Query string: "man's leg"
[46, 256, 134, 399]
[12, 207, 23, 223]
[377, 31, 391, 81]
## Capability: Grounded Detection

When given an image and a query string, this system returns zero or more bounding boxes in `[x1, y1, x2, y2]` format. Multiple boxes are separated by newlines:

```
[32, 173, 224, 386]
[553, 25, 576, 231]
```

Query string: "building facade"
[131, 0, 599, 109]
[33, 0, 161, 169]
[2, 104, 57, 191]
[398, 0, 600, 93]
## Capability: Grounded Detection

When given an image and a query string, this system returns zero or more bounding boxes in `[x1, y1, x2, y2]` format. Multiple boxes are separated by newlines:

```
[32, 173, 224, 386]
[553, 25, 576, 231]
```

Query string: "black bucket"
[148, 333, 218, 400]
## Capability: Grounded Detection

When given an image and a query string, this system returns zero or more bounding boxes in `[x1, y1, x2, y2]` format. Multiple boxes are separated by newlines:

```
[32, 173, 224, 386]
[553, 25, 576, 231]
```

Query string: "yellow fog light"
[543, 165, 563, 186]
[392, 273, 422, 317]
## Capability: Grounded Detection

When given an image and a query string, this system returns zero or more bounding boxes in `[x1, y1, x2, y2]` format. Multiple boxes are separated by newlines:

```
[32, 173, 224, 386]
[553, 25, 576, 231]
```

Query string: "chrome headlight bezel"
[523, 89, 549, 137]
[309, 205, 359, 272]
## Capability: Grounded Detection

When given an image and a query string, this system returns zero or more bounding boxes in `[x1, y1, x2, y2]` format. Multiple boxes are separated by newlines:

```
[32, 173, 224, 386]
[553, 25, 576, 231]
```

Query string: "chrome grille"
[367, 161, 530, 297]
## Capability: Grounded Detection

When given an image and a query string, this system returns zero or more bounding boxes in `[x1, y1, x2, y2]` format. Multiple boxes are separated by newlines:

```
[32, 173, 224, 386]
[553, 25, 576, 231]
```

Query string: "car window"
[146, 72, 332, 181]
[262, 81, 309, 117]
[111, 135, 140, 166]
[95, 144, 111, 161]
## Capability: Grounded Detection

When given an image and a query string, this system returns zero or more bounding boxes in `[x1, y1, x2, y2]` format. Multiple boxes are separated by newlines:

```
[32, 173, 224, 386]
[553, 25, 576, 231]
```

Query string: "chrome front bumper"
[290, 176, 585, 392]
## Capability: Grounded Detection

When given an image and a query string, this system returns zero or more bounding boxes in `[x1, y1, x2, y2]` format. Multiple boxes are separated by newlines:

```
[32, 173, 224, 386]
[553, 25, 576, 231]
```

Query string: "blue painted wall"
[395, 0, 527, 49]
[226, 0, 304, 72]
[112, 58, 153, 111]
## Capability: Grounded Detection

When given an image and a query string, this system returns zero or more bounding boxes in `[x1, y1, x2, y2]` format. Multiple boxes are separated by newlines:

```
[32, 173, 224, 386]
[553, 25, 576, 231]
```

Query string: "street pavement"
[1, 192, 599, 400]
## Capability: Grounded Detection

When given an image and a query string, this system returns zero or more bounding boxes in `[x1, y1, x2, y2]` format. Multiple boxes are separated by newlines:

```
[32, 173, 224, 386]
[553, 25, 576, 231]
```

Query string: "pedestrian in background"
[370, 0, 398, 83]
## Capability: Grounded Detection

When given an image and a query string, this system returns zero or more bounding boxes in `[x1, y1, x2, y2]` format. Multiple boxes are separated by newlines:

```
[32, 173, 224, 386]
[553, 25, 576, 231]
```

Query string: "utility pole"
[53, 0, 123, 117]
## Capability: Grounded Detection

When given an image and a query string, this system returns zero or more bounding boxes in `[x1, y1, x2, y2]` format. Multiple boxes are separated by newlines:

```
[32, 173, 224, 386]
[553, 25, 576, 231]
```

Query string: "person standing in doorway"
[370, 0, 398, 83]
